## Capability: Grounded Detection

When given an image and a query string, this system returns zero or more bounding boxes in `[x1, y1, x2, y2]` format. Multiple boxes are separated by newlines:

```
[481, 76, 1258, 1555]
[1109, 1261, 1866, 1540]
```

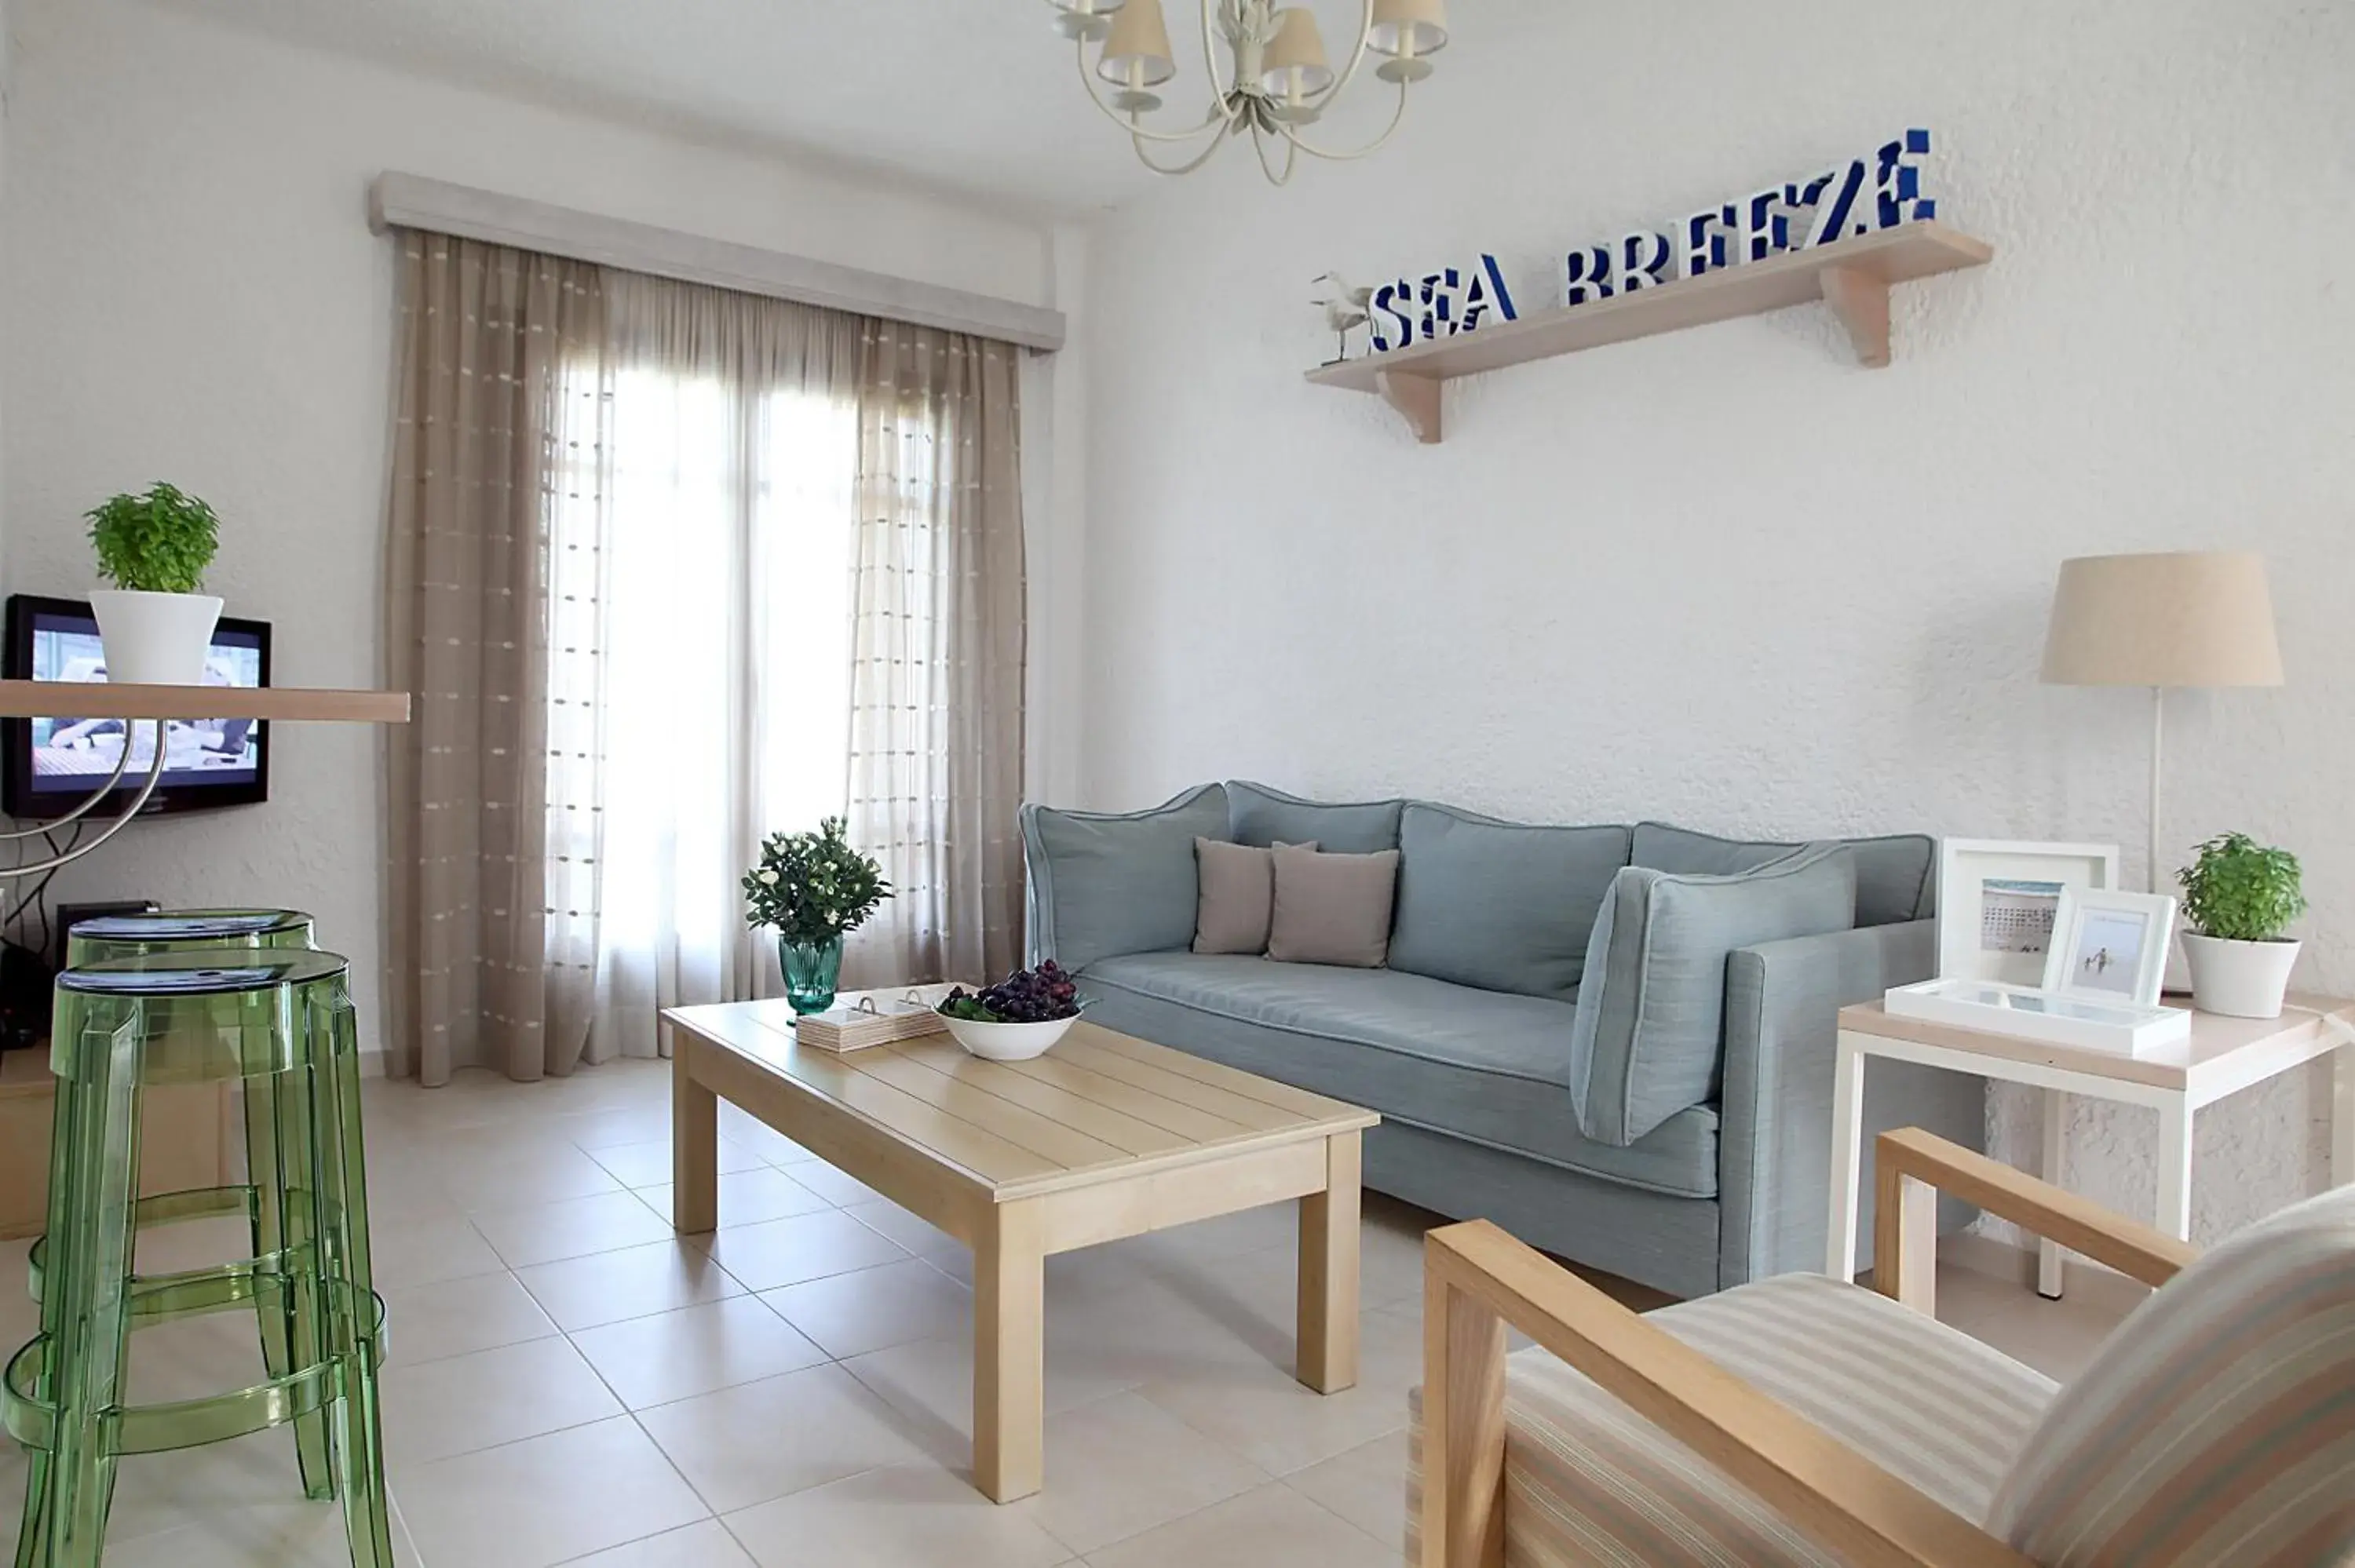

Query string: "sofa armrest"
[1718, 921, 1984, 1288]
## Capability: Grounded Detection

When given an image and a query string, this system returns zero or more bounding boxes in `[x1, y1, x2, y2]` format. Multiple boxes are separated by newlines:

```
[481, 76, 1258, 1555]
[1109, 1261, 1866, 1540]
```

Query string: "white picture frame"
[2043, 887, 2175, 1007]
[1935, 838, 2121, 987]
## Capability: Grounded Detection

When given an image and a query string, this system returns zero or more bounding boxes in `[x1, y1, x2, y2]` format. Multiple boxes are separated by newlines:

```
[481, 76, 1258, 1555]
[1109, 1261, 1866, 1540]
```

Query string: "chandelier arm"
[1073, 35, 1232, 144]
[1276, 78, 1409, 160]
[1133, 123, 1236, 177]
[1197, 0, 1243, 123]
[1249, 117, 1301, 185]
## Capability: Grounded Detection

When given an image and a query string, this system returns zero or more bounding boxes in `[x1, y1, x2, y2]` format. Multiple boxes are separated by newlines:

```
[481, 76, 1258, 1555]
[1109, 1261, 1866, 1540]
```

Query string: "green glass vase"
[779, 935, 843, 1015]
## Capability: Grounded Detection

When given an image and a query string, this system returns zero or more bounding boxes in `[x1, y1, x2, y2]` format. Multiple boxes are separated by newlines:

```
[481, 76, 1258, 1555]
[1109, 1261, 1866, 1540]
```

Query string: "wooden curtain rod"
[367, 172, 1067, 353]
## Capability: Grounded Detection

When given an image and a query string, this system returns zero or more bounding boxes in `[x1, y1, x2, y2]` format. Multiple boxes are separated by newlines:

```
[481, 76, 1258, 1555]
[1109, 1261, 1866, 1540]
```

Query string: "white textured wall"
[1079, 0, 2355, 1242]
[0, 0, 1058, 1051]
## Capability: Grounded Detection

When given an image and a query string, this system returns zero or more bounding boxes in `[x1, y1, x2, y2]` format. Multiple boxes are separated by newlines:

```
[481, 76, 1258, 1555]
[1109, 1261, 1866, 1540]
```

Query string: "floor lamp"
[2040, 550, 2284, 894]
[2035, 551, 2281, 1299]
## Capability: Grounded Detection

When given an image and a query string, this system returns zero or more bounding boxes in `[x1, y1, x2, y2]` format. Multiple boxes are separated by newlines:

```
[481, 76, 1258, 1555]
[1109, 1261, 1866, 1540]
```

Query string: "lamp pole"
[2149, 684, 2165, 895]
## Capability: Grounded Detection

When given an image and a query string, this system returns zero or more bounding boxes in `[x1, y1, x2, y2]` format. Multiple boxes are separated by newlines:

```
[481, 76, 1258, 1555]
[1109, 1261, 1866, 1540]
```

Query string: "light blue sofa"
[1020, 781, 1983, 1300]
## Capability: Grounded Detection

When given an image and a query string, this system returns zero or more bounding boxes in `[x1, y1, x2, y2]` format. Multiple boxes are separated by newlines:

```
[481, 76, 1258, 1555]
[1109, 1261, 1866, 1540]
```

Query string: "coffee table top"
[663, 1001, 1377, 1203]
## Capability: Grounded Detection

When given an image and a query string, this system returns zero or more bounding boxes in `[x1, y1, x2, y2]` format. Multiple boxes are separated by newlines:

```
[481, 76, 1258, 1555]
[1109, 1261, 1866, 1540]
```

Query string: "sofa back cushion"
[1020, 784, 1229, 973]
[1632, 821, 1934, 927]
[1988, 1183, 2355, 1568]
[1568, 843, 1857, 1146]
[1227, 780, 1404, 855]
[1386, 803, 1631, 1002]
[1268, 844, 1401, 968]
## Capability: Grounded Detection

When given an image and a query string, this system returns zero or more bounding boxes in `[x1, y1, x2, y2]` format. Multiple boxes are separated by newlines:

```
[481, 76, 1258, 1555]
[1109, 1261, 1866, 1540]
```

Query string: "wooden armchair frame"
[1419, 1128, 2199, 1568]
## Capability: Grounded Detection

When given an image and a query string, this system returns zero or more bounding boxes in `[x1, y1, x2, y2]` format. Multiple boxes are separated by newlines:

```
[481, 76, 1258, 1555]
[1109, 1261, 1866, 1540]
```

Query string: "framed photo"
[1936, 839, 2120, 987]
[2043, 888, 2175, 1007]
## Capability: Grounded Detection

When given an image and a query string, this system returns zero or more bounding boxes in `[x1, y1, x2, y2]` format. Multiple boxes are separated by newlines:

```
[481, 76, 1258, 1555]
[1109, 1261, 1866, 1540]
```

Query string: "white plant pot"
[89, 590, 223, 686]
[2181, 932, 2302, 1020]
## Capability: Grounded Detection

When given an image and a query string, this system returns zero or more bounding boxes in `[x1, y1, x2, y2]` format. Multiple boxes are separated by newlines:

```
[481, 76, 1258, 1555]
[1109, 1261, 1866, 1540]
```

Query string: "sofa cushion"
[1226, 780, 1404, 854]
[1020, 785, 1229, 974]
[1268, 844, 1399, 968]
[1079, 952, 1718, 1198]
[1405, 1273, 2057, 1566]
[1633, 821, 1934, 927]
[1387, 803, 1630, 1001]
[1569, 844, 1857, 1147]
[1989, 1182, 2355, 1568]
[1192, 837, 1316, 955]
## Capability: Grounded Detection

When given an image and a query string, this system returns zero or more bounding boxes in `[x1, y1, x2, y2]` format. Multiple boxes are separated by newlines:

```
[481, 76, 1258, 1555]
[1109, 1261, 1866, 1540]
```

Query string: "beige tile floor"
[0, 1057, 2136, 1566]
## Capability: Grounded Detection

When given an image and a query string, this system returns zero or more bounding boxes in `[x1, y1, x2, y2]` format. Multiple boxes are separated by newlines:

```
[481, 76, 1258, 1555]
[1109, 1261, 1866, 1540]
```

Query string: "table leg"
[2156, 1099, 2194, 1241]
[1825, 1036, 1866, 1279]
[2039, 1088, 2068, 1300]
[670, 1030, 718, 1234]
[974, 1198, 1044, 1504]
[1298, 1129, 1361, 1395]
[2336, 1045, 2355, 1190]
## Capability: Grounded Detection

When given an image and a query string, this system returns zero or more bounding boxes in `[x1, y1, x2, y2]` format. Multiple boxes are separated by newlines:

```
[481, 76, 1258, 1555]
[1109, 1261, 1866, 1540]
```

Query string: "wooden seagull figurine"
[1311, 272, 1373, 362]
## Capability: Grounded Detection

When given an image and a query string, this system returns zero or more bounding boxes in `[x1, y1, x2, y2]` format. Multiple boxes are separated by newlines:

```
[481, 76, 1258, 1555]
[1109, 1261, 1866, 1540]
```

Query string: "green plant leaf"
[2176, 831, 2306, 943]
[741, 815, 893, 946]
[86, 482, 222, 593]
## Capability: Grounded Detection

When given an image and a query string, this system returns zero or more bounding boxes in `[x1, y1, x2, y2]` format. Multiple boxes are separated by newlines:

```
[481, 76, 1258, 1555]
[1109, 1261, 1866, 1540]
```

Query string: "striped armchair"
[1411, 1128, 2355, 1568]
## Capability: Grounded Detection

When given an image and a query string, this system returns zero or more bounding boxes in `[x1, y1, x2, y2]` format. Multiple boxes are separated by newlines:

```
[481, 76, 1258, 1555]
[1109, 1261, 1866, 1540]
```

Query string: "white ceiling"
[142, 0, 1445, 215]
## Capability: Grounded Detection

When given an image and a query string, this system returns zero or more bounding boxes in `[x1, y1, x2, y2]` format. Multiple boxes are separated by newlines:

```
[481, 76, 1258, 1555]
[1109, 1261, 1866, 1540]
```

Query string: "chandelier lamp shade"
[1046, 0, 1451, 183]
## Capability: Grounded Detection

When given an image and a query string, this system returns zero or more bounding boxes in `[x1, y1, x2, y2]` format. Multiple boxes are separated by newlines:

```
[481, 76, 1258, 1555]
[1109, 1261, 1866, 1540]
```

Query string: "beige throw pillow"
[1269, 843, 1400, 968]
[1193, 838, 1316, 954]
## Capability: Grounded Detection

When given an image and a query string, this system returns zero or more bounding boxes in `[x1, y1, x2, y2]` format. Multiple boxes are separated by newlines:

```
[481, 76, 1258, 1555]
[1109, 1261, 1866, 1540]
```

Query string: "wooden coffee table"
[662, 1003, 1379, 1502]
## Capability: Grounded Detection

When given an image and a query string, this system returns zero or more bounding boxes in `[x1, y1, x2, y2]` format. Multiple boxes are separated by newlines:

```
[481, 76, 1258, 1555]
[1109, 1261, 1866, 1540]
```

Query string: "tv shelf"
[1306, 221, 1995, 443]
[0, 682, 410, 724]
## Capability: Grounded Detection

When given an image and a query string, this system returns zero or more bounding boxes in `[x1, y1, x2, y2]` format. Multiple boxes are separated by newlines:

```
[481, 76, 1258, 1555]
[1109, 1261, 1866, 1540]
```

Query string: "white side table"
[1829, 994, 2355, 1296]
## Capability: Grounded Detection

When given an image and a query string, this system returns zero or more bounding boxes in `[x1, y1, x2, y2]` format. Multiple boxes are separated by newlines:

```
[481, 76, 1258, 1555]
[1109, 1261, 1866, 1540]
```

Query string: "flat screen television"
[2, 593, 272, 819]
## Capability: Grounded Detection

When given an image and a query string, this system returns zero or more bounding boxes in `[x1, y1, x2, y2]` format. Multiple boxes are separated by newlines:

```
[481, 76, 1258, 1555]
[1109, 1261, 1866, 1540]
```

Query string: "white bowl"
[938, 1013, 1077, 1062]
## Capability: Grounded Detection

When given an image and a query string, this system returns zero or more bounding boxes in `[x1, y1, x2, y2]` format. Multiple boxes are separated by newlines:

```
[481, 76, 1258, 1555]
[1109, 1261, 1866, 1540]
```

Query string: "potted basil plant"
[742, 816, 892, 1014]
[2175, 832, 2306, 1019]
[86, 483, 225, 686]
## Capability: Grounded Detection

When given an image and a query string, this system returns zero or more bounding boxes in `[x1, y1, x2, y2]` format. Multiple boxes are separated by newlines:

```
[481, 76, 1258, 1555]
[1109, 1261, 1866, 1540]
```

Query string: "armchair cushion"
[1989, 1183, 2355, 1568]
[1408, 1271, 2055, 1566]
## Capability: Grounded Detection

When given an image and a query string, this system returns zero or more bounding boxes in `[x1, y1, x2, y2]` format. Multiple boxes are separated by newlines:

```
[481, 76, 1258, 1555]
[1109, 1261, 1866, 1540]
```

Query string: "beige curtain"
[842, 323, 1028, 990]
[383, 234, 610, 1085]
[544, 274, 866, 1067]
[388, 246, 1024, 1078]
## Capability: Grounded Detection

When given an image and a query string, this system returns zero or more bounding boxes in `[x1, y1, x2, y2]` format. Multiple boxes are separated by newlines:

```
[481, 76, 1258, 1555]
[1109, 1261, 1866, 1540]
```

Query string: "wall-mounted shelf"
[1306, 221, 1994, 443]
[0, 682, 411, 723]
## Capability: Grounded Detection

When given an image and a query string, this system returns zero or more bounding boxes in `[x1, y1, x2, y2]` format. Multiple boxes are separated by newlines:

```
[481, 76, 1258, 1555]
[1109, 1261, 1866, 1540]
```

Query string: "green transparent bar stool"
[53, 910, 334, 1501]
[65, 909, 314, 964]
[2, 948, 390, 1568]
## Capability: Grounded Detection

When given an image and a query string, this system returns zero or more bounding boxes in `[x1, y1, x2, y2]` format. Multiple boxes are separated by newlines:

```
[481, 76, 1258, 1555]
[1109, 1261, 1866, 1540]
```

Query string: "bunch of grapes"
[940, 961, 1083, 1024]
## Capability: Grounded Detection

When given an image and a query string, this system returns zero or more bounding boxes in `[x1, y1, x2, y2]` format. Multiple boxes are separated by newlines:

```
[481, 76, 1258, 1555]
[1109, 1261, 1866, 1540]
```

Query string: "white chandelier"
[1046, 0, 1449, 184]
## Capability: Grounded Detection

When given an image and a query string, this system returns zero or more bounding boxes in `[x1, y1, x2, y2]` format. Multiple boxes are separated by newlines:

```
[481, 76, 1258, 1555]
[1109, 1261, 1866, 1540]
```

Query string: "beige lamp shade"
[1096, 0, 1175, 86]
[1260, 7, 1334, 97]
[1370, 0, 1449, 57]
[2041, 551, 2284, 688]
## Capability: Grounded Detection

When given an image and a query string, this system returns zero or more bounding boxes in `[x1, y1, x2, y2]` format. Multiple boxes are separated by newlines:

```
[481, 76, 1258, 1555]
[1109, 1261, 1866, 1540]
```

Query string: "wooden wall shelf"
[1306, 221, 1994, 443]
[0, 682, 411, 723]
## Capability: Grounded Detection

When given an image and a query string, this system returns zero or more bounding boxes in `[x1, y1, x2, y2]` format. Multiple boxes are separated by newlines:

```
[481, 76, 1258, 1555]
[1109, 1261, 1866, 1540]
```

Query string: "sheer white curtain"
[544, 275, 861, 1066]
